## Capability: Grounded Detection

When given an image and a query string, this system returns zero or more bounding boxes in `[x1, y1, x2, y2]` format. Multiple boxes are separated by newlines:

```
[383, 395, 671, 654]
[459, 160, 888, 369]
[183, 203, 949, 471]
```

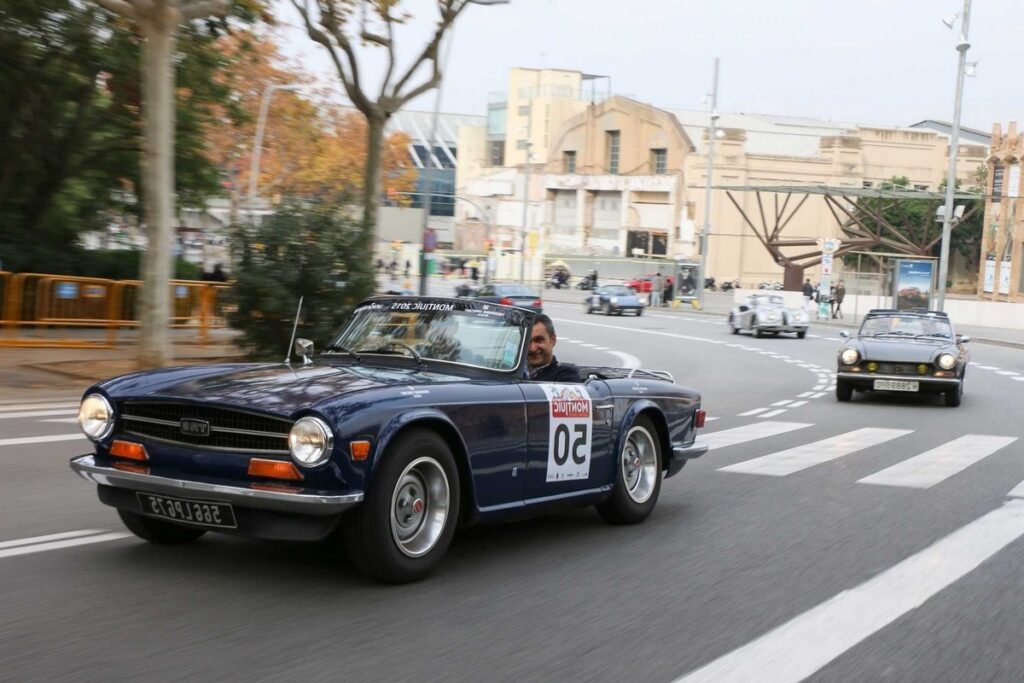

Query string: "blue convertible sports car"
[71, 297, 707, 583]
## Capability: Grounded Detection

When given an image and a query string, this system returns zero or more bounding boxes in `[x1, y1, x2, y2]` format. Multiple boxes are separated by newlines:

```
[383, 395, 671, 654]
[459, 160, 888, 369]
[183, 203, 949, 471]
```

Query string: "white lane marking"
[42, 418, 80, 424]
[858, 435, 1018, 489]
[996, 370, 1019, 376]
[796, 392, 814, 398]
[0, 402, 78, 413]
[608, 351, 642, 369]
[0, 434, 85, 447]
[705, 417, 720, 422]
[809, 392, 827, 399]
[0, 529, 112, 550]
[674, 499, 1024, 683]
[719, 428, 912, 476]
[0, 409, 78, 420]
[738, 408, 768, 417]
[579, 343, 597, 348]
[592, 346, 608, 351]
[788, 401, 808, 408]
[813, 385, 826, 391]
[987, 367, 1002, 371]
[771, 400, 793, 407]
[1014, 377, 1024, 382]
[973, 364, 995, 370]
[808, 334, 821, 338]
[1009, 479, 1024, 498]
[759, 409, 787, 418]
[0, 532, 131, 559]
[704, 421, 812, 450]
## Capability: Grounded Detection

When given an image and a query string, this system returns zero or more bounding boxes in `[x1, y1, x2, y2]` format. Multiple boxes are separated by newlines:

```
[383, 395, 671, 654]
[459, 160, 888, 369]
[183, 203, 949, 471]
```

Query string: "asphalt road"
[3, 299, 1024, 682]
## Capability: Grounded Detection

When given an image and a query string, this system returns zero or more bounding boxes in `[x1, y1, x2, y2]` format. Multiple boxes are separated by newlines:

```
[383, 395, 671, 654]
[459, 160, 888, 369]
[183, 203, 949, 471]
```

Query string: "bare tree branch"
[378, 9, 396, 99]
[179, 0, 231, 21]
[94, 0, 140, 19]
[389, 1, 469, 101]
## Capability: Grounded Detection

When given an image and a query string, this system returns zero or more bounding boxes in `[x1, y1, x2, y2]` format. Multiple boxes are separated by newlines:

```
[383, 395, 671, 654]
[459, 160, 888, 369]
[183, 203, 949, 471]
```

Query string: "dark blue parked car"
[71, 297, 706, 583]
[585, 285, 646, 316]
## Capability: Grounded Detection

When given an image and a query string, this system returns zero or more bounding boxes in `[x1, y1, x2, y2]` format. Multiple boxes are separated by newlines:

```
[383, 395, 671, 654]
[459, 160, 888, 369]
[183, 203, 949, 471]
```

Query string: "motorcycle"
[720, 279, 740, 292]
[704, 277, 717, 291]
[576, 271, 597, 290]
[758, 281, 783, 291]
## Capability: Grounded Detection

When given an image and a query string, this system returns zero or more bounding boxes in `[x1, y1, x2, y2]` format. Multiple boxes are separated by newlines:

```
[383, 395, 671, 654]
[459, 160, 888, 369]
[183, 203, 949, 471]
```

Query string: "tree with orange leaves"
[202, 30, 415, 220]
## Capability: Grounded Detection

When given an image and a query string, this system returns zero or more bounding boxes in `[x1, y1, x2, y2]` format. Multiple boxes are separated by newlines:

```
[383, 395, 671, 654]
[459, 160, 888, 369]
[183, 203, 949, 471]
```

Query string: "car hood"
[852, 337, 951, 362]
[99, 362, 469, 416]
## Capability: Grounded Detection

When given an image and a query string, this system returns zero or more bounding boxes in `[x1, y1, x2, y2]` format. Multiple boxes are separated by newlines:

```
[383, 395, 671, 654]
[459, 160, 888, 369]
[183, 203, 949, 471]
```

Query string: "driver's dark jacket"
[529, 356, 581, 382]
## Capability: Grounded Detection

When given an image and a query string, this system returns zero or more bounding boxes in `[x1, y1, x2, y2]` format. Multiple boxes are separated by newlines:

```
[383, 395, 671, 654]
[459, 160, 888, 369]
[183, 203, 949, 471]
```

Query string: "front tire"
[344, 429, 460, 583]
[797, 330, 807, 339]
[945, 381, 963, 407]
[597, 416, 662, 525]
[117, 510, 207, 545]
[836, 381, 852, 402]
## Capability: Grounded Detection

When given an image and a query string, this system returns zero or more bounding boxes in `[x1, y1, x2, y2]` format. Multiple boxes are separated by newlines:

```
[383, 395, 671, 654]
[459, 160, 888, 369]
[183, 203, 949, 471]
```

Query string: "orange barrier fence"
[0, 272, 231, 348]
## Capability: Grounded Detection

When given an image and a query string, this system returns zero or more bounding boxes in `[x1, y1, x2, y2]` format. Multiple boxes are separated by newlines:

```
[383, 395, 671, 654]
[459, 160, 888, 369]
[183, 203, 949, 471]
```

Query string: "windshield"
[859, 314, 953, 338]
[327, 300, 527, 371]
[604, 286, 634, 296]
[496, 285, 535, 297]
[753, 295, 785, 306]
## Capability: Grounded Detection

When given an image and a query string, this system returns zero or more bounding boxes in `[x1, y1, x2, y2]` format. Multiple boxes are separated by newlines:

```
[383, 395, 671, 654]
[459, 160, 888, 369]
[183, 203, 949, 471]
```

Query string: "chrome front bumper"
[70, 455, 363, 515]
[836, 372, 961, 386]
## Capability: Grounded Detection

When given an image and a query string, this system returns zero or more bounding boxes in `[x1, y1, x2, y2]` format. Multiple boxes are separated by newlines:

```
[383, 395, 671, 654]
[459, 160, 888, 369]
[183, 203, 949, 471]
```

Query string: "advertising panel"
[1000, 260, 1013, 294]
[983, 258, 996, 293]
[893, 259, 935, 310]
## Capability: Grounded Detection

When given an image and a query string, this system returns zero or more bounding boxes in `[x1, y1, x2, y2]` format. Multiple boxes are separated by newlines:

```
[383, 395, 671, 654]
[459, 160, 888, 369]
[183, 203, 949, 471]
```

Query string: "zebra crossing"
[0, 397, 83, 446]
[707, 419, 1024, 494]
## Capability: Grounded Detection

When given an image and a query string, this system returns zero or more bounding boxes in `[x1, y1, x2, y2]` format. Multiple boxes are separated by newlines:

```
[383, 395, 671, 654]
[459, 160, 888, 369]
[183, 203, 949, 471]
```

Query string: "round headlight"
[937, 353, 957, 370]
[610, 297, 619, 304]
[288, 417, 334, 467]
[78, 393, 114, 441]
[840, 348, 860, 365]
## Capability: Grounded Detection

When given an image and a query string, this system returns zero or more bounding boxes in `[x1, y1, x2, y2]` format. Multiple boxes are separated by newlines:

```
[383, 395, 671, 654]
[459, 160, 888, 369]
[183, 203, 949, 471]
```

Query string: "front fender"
[370, 408, 470, 487]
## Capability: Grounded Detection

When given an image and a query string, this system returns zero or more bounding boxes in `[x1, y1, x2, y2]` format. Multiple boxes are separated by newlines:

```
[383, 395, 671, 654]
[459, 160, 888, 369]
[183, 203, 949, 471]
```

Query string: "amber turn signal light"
[350, 440, 371, 460]
[109, 440, 149, 462]
[248, 458, 304, 481]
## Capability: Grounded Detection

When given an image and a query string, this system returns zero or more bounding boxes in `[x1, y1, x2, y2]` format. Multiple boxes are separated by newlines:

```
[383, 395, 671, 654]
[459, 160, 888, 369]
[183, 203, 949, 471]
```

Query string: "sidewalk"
[0, 339, 244, 396]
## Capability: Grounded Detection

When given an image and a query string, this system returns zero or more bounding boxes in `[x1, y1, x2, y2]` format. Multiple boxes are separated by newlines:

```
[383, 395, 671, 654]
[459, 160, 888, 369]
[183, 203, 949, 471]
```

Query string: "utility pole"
[936, 0, 972, 311]
[518, 141, 532, 284]
[696, 58, 720, 310]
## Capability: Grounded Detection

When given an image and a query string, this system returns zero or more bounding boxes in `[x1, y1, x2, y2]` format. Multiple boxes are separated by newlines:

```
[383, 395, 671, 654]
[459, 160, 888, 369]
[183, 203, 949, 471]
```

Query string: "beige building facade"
[456, 68, 989, 287]
[977, 122, 1024, 300]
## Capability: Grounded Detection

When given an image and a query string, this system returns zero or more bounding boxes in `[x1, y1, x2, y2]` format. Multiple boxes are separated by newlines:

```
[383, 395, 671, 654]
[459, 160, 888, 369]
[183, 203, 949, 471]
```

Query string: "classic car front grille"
[118, 401, 292, 453]
[870, 362, 928, 375]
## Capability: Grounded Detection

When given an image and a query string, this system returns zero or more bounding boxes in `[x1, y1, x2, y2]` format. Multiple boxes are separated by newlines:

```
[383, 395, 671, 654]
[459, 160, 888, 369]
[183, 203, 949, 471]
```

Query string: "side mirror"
[839, 330, 850, 339]
[294, 338, 314, 365]
[958, 335, 970, 344]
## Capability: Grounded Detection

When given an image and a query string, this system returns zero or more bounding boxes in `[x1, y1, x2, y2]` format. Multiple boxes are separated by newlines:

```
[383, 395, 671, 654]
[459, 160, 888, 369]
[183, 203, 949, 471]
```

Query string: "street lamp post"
[936, 0, 972, 311]
[418, 0, 509, 295]
[696, 58, 720, 310]
[518, 142, 532, 284]
[248, 84, 300, 217]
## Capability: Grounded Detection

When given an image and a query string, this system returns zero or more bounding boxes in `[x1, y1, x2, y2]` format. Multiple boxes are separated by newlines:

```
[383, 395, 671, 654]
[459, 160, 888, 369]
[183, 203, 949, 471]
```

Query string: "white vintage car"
[727, 294, 809, 338]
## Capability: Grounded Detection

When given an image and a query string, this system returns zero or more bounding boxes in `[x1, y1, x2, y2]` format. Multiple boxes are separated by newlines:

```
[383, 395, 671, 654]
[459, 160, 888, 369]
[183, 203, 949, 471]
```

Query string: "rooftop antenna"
[284, 296, 304, 364]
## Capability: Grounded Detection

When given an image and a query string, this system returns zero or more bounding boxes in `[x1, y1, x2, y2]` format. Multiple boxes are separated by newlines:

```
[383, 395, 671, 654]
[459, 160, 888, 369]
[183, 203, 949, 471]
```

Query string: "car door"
[519, 379, 615, 504]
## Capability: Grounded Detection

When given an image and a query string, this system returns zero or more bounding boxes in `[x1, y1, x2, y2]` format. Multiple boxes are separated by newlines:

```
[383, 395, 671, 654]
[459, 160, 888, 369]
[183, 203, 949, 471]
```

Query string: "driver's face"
[528, 322, 555, 369]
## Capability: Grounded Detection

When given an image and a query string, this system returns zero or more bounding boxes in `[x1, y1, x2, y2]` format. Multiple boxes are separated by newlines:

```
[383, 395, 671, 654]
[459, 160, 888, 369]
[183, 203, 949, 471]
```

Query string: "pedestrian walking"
[833, 280, 846, 319]
[650, 272, 663, 307]
[802, 278, 814, 312]
[404, 259, 411, 277]
[663, 277, 673, 306]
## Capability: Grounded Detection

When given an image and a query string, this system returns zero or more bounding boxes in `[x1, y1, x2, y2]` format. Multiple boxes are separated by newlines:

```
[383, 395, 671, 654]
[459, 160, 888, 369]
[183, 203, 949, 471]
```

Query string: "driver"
[527, 314, 581, 382]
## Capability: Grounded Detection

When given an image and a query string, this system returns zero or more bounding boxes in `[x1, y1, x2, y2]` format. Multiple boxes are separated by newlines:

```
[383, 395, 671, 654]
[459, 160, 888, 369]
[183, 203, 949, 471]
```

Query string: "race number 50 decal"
[539, 384, 593, 482]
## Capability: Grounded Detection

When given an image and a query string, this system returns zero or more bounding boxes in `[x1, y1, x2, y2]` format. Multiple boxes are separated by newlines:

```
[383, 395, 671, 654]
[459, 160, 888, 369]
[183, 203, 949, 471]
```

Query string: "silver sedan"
[728, 294, 809, 338]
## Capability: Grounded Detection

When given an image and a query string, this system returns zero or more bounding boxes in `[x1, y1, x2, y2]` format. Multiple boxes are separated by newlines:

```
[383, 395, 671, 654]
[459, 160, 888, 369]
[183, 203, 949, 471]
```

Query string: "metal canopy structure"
[704, 184, 984, 290]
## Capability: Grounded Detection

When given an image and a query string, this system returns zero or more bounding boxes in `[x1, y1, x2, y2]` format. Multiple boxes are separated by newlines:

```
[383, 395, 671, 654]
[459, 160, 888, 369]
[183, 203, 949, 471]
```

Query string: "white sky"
[274, 0, 1023, 130]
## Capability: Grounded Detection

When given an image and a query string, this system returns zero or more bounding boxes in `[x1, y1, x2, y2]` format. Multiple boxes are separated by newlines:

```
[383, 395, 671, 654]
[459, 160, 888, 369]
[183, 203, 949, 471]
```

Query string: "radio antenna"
[284, 296, 304, 364]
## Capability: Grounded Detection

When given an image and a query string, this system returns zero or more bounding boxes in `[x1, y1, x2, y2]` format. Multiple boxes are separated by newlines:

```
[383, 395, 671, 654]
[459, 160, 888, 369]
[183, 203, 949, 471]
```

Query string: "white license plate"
[874, 379, 919, 392]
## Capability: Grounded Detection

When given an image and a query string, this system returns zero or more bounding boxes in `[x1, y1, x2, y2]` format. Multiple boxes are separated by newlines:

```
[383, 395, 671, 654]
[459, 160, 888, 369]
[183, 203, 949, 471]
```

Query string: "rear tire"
[117, 510, 207, 545]
[597, 416, 662, 525]
[836, 381, 852, 402]
[797, 330, 807, 339]
[344, 429, 460, 584]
